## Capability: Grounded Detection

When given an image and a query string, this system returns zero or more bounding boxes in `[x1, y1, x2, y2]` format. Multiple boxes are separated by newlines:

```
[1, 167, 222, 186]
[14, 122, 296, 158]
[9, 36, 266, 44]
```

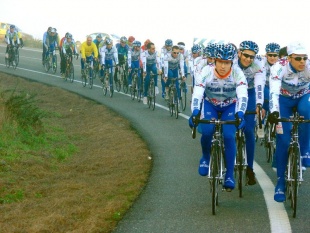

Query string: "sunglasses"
[291, 56, 308, 61]
[242, 52, 255, 60]
[267, 54, 278, 58]
[173, 52, 179, 54]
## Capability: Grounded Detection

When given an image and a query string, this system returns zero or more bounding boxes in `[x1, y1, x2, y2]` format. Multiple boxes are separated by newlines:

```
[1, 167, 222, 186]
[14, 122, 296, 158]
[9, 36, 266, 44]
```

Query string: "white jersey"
[261, 56, 278, 87]
[160, 47, 172, 68]
[269, 58, 310, 113]
[141, 50, 161, 72]
[163, 53, 185, 77]
[191, 64, 248, 117]
[100, 46, 118, 65]
[235, 56, 266, 105]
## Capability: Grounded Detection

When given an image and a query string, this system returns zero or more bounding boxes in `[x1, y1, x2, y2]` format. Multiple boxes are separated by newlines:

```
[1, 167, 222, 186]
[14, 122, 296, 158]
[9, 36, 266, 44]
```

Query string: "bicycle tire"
[69, 64, 74, 83]
[123, 74, 129, 94]
[102, 78, 108, 96]
[211, 142, 220, 215]
[15, 49, 19, 66]
[180, 83, 187, 111]
[109, 84, 114, 98]
[290, 145, 299, 218]
[169, 90, 174, 116]
[236, 133, 246, 198]
[174, 90, 179, 119]
[44, 59, 50, 72]
[115, 71, 121, 92]
[52, 55, 57, 74]
[148, 80, 155, 110]
[81, 73, 87, 87]
[89, 77, 93, 89]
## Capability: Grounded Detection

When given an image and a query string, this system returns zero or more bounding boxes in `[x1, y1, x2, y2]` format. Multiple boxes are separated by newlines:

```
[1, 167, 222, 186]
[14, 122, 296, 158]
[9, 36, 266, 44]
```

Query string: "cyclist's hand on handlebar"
[189, 109, 200, 128]
[268, 111, 279, 124]
[256, 103, 266, 119]
[158, 69, 162, 75]
[235, 111, 245, 130]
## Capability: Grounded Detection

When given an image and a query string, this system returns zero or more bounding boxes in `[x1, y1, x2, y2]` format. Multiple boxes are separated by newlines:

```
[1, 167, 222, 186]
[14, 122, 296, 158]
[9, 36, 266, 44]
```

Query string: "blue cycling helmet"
[239, 40, 259, 54]
[66, 33, 72, 39]
[191, 44, 201, 54]
[165, 39, 173, 46]
[265, 42, 280, 53]
[96, 34, 103, 39]
[133, 40, 141, 47]
[215, 44, 236, 61]
[203, 43, 218, 58]
[10, 25, 15, 29]
[105, 38, 113, 45]
[120, 36, 127, 43]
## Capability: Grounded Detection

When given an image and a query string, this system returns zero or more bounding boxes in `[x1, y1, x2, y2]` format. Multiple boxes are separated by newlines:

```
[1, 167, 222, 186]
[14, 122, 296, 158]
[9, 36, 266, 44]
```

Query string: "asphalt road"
[0, 45, 309, 233]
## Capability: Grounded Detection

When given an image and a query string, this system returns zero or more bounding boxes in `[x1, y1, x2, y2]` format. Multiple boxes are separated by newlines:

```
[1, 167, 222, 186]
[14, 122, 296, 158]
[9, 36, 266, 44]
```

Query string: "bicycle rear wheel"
[169, 90, 174, 116]
[89, 77, 93, 89]
[15, 49, 19, 66]
[81, 72, 87, 87]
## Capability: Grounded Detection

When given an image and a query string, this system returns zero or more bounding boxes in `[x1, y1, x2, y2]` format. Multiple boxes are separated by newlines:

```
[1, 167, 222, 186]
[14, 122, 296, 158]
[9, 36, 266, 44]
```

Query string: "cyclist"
[43, 28, 60, 67]
[128, 36, 135, 49]
[188, 44, 203, 94]
[236, 40, 266, 186]
[163, 45, 185, 103]
[114, 36, 131, 85]
[99, 38, 118, 84]
[61, 33, 78, 78]
[268, 41, 310, 202]
[141, 42, 162, 104]
[59, 32, 70, 75]
[128, 40, 142, 87]
[189, 44, 248, 191]
[141, 39, 151, 52]
[42, 27, 52, 64]
[203, 43, 217, 65]
[80, 35, 98, 76]
[160, 39, 173, 98]
[13, 28, 24, 48]
[93, 34, 104, 50]
[262, 43, 281, 116]
[5, 25, 20, 66]
[177, 42, 189, 76]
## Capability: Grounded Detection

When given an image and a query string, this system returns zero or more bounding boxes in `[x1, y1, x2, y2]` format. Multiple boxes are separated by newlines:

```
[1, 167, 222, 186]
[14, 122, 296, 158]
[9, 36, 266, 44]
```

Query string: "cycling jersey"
[5, 29, 19, 45]
[45, 33, 60, 48]
[62, 39, 77, 54]
[141, 50, 161, 72]
[131, 49, 141, 62]
[163, 53, 185, 77]
[269, 58, 310, 113]
[160, 47, 172, 68]
[80, 41, 98, 59]
[115, 43, 131, 67]
[192, 64, 248, 118]
[235, 56, 266, 105]
[100, 46, 118, 65]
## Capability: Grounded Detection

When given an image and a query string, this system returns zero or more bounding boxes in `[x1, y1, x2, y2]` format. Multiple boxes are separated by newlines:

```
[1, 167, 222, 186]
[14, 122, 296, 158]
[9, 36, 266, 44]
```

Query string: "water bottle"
[276, 122, 283, 134]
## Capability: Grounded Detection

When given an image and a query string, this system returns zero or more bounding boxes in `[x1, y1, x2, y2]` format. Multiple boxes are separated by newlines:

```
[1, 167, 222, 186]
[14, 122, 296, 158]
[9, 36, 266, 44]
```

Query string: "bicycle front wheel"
[210, 143, 220, 215]
[174, 91, 179, 119]
[69, 64, 74, 83]
[149, 81, 155, 110]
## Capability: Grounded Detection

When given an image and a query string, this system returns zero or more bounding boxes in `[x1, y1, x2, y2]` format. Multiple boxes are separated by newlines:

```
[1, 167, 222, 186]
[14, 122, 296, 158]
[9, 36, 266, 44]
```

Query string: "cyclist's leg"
[60, 53, 66, 75]
[274, 95, 295, 201]
[198, 100, 217, 176]
[106, 60, 113, 84]
[144, 67, 151, 97]
[165, 69, 173, 98]
[81, 58, 85, 74]
[297, 93, 310, 167]
[42, 44, 46, 63]
[151, 64, 158, 87]
[222, 104, 237, 188]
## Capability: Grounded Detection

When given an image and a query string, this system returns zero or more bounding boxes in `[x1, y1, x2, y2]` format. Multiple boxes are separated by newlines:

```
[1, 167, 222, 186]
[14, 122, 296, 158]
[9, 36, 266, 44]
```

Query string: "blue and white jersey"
[269, 58, 310, 113]
[5, 29, 19, 45]
[131, 48, 141, 62]
[261, 56, 279, 87]
[163, 53, 185, 77]
[235, 56, 266, 105]
[191, 64, 248, 117]
[141, 50, 161, 72]
[160, 47, 172, 68]
[115, 43, 131, 67]
[100, 45, 119, 65]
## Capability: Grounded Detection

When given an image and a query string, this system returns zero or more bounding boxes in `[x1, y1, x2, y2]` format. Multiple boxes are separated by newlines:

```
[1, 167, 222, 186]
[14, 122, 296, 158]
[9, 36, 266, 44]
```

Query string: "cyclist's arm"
[269, 62, 283, 113]
[234, 66, 248, 113]
[179, 54, 185, 77]
[99, 47, 105, 65]
[164, 58, 168, 77]
[127, 48, 131, 68]
[92, 43, 99, 59]
[156, 51, 161, 70]
[80, 43, 86, 59]
[113, 46, 119, 65]
[141, 51, 146, 72]
[191, 66, 210, 112]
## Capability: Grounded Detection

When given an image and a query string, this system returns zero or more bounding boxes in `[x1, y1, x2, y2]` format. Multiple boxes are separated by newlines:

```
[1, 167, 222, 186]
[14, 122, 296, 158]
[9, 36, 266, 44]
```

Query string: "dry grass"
[0, 72, 152, 233]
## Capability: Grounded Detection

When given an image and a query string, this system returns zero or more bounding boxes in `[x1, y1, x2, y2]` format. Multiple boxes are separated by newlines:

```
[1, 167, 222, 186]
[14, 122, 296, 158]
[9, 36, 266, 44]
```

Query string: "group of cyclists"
[38, 28, 310, 204]
[189, 40, 310, 204]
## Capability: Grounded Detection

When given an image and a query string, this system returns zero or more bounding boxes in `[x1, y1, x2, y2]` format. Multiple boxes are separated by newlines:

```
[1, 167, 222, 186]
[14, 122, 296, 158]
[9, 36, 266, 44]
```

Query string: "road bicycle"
[275, 108, 310, 218]
[44, 45, 57, 74]
[192, 113, 237, 215]
[115, 62, 128, 93]
[81, 58, 94, 89]
[130, 68, 142, 101]
[166, 77, 181, 119]
[101, 64, 114, 98]
[64, 53, 78, 83]
[235, 125, 247, 198]
[147, 72, 156, 110]
[5, 45, 18, 69]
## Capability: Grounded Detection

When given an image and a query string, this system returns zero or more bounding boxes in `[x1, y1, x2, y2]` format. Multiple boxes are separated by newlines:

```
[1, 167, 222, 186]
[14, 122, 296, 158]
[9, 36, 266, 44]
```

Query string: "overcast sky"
[2, 0, 310, 53]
